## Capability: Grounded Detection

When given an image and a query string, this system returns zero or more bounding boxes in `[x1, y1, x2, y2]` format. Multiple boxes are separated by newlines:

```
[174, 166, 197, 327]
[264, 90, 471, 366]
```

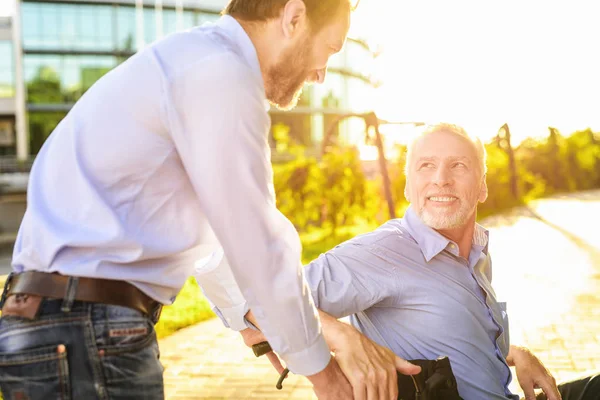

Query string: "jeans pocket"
[0, 344, 71, 400]
[100, 337, 164, 399]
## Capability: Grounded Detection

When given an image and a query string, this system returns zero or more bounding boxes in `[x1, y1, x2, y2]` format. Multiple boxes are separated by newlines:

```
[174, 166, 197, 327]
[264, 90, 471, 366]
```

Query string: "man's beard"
[265, 37, 313, 110]
[418, 195, 478, 230]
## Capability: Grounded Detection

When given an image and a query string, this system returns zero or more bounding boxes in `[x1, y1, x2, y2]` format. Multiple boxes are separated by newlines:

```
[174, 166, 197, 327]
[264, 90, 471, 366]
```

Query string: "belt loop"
[151, 303, 163, 324]
[61, 276, 79, 313]
[0, 272, 15, 309]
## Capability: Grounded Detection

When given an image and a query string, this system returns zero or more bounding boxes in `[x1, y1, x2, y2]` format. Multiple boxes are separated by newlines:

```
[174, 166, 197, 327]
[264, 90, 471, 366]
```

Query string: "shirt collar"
[214, 15, 263, 86]
[402, 205, 489, 262]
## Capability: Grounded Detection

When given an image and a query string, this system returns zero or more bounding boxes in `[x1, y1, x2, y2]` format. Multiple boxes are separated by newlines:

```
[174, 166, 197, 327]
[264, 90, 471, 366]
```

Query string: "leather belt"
[2, 271, 162, 321]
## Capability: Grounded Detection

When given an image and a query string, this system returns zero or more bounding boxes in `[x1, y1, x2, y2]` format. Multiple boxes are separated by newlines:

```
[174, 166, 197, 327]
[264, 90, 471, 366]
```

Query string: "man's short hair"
[404, 123, 488, 176]
[223, 0, 352, 30]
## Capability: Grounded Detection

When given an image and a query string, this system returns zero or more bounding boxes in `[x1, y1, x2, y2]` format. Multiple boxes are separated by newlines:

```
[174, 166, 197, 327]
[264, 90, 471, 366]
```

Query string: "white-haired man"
[200, 123, 600, 400]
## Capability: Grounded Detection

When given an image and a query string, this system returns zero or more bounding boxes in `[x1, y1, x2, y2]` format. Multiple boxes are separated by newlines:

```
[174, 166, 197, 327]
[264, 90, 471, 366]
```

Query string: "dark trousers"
[533, 373, 600, 400]
[0, 297, 164, 399]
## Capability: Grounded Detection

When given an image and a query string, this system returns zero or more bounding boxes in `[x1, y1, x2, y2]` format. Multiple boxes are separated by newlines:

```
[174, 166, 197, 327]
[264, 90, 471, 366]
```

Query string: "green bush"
[154, 277, 214, 339]
[273, 127, 379, 235]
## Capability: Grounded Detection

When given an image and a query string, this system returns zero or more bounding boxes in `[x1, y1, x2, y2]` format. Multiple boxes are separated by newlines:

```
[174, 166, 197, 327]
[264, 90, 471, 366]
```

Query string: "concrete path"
[159, 190, 600, 399]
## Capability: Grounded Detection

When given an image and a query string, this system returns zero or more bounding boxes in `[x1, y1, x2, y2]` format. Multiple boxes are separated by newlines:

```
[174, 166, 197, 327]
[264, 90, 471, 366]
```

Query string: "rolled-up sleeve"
[163, 52, 329, 376]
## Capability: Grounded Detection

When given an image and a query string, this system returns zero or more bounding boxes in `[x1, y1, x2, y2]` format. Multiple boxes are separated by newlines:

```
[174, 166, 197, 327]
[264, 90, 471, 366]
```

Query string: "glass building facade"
[4, 0, 378, 158]
[0, 41, 14, 98]
[0, 15, 16, 156]
[19, 0, 221, 154]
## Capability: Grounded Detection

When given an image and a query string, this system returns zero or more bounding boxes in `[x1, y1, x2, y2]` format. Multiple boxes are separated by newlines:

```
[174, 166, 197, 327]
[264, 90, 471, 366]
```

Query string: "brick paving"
[140, 191, 600, 398]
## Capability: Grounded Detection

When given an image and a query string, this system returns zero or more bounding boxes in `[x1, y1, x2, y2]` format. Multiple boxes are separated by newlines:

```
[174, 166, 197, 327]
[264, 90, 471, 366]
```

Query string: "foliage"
[518, 128, 600, 195]
[26, 66, 66, 154]
[25, 65, 112, 155]
[272, 122, 377, 235]
[154, 277, 214, 339]
[300, 222, 376, 263]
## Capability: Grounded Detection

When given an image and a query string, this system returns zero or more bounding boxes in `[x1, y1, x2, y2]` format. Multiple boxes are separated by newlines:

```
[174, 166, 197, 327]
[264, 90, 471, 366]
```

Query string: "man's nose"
[433, 167, 452, 186]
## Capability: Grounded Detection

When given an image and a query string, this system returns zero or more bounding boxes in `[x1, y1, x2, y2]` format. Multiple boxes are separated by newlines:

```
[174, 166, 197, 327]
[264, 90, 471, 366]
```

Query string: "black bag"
[397, 356, 462, 400]
[253, 341, 462, 399]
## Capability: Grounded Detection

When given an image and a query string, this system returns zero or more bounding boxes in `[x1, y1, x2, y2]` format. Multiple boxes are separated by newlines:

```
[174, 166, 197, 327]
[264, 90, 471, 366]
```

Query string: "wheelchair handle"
[252, 341, 289, 390]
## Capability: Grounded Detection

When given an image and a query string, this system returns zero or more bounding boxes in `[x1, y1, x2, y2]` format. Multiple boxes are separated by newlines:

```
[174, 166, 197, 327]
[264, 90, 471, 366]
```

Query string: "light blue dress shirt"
[304, 206, 519, 400]
[11, 15, 330, 376]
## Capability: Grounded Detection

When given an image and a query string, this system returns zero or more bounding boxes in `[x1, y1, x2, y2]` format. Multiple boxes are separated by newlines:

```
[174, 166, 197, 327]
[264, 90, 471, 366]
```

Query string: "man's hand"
[507, 345, 561, 400]
[240, 313, 354, 399]
[320, 311, 421, 400]
[242, 310, 420, 400]
[239, 326, 286, 375]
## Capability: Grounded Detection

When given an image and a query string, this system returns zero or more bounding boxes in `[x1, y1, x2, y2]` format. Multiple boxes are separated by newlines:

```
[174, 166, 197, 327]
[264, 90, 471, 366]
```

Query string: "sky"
[0, 0, 14, 17]
[2, 0, 598, 145]
[351, 0, 600, 145]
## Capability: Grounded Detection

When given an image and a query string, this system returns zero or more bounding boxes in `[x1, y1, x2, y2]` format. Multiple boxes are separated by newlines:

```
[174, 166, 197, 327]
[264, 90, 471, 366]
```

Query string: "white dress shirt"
[12, 15, 330, 376]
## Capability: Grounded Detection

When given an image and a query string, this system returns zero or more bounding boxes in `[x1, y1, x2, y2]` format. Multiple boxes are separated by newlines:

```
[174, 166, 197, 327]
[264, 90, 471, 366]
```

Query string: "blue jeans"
[0, 298, 164, 399]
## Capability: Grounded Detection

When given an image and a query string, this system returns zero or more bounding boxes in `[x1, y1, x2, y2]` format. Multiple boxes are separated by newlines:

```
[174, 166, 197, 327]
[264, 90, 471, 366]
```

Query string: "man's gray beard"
[419, 204, 473, 230]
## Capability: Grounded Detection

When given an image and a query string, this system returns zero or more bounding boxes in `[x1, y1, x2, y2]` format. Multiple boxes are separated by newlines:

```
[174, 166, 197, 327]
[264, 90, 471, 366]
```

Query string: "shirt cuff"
[211, 302, 250, 332]
[193, 247, 246, 310]
[280, 334, 332, 376]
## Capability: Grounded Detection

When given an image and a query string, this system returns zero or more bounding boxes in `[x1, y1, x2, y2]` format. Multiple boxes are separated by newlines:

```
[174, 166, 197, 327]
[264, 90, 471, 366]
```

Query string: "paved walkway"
[159, 191, 600, 399]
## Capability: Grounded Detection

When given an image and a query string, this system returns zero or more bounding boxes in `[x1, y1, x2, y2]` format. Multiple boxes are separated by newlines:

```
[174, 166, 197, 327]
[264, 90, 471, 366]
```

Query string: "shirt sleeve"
[163, 52, 330, 376]
[304, 241, 400, 318]
[193, 247, 250, 332]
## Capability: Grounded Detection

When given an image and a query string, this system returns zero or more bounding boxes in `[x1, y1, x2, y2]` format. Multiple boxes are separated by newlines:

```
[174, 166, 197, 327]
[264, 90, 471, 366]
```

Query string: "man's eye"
[419, 163, 434, 169]
[453, 162, 467, 168]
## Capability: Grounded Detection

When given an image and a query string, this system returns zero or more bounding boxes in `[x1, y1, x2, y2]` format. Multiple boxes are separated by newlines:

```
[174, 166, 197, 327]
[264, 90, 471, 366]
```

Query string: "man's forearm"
[246, 309, 354, 353]
[252, 309, 353, 346]
[316, 310, 356, 352]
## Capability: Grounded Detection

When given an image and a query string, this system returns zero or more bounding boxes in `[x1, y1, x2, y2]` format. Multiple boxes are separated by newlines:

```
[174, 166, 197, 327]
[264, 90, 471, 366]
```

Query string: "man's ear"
[280, 0, 308, 39]
[479, 174, 488, 203]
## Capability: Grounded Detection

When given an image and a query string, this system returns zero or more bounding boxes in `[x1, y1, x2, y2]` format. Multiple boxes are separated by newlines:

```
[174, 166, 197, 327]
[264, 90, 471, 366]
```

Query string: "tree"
[26, 66, 67, 154]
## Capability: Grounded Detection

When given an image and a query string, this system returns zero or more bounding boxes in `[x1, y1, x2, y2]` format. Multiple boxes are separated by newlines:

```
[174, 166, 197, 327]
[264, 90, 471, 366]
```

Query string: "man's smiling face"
[405, 129, 487, 230]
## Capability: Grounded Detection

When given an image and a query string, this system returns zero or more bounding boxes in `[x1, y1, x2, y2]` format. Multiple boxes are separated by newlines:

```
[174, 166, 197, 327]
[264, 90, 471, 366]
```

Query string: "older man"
[212, 123, 599, 400]
[292, 123, 599, 400]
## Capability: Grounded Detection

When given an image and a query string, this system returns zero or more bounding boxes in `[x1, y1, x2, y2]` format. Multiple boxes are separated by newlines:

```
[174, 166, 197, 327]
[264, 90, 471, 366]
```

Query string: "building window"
[0, 41, 14, 97]
[116, 5, 137, 51]
[197, 12, 219, 26]
[22, 2, 113, 51]
[24, 54, 117, 104]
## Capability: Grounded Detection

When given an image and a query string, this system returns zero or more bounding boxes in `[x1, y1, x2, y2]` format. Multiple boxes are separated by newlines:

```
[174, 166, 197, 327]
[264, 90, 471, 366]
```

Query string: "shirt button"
[449, 244, 456, 249]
